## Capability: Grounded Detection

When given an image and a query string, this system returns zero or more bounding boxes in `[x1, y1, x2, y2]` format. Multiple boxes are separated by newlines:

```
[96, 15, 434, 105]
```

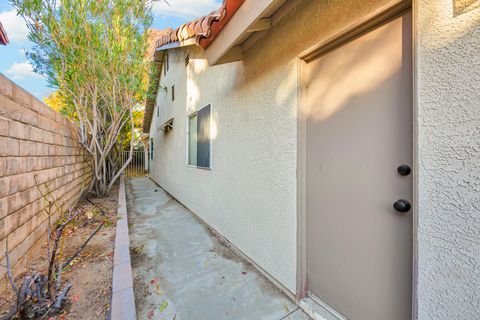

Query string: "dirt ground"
[0, 184, 119, 320]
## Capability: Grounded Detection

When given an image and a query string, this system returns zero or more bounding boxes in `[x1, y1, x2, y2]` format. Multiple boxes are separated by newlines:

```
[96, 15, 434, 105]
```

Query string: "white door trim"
[295, 2, 417, 319]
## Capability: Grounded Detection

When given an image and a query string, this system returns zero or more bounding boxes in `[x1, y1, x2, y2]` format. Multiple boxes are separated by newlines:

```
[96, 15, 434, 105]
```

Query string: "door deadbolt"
[397, 164, 411, 176]
[393, 199, 411, 213]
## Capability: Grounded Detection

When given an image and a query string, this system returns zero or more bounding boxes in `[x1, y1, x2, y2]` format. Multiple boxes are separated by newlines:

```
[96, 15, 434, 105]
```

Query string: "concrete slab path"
[126, 177, 310, 320]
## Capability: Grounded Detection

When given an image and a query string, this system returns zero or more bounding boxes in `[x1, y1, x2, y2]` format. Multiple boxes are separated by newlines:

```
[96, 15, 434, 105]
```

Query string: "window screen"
[188, 104, 211, 168]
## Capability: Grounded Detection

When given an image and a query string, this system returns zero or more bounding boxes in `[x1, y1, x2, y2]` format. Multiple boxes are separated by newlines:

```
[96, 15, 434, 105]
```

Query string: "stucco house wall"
[149, 0, 396, 294]
[416, 1, 480, 318]
[151, 44, 299, 292]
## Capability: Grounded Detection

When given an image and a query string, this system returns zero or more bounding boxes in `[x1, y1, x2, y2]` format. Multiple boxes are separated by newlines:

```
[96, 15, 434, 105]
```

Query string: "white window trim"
[186, 103, 213, 170]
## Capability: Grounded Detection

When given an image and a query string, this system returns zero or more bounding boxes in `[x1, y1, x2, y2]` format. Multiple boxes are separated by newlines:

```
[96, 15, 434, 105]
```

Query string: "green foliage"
[12, 0, 157, 195]
[13, 0, 152, 108]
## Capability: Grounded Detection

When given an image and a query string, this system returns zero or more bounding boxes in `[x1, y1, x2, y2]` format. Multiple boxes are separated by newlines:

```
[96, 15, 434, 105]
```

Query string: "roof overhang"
[205, 0, 303, 65]
[155, 37, 197, 54]
[143, 0, 300, 133]
[154, 0, 245, 53]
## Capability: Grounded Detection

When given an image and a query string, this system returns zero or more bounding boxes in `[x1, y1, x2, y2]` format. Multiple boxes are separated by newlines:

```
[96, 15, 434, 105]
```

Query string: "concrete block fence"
[0, 74, 92, 283]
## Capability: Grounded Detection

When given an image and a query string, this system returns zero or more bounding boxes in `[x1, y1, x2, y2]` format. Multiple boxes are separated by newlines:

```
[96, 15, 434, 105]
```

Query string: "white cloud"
[0, 9, 29, 43]
[5, 62, 44, 80]
[153, 0, 221, 19]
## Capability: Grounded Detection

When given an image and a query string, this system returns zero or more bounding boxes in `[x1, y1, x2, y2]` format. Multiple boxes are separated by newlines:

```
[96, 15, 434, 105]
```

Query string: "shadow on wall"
[425, 0, 480, 50]
[454, 0, 480, 16]
[302, 17, 404, 123]
[186, 48, 219, 141]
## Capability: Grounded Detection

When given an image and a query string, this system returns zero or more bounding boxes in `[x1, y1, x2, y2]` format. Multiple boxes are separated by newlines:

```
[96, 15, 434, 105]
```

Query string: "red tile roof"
[0, 22, 9, 45]
[146, 28, 169, 58]
[155, 0, 245, 50]
[144, 0, 245, 134]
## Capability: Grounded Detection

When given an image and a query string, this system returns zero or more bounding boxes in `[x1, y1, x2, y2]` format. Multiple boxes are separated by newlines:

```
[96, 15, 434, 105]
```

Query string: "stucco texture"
[416, 1, 480, 319]
[151, 44, 299, 292]
[149, 0, 408, 294]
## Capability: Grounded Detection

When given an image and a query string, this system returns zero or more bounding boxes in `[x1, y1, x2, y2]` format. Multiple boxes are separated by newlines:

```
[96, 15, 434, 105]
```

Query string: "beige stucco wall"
[149, 0, 396, 294]
[151, 45, 299, 292]
[416, 1, 480, 319]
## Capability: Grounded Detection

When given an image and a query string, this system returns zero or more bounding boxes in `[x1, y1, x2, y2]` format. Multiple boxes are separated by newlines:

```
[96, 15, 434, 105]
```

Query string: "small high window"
[188, 104, 211, 169]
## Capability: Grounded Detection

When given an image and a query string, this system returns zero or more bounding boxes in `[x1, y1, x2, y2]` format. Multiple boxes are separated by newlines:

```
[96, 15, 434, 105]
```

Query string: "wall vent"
[185, 54, 190, 67]
[171, 85, 175, 101]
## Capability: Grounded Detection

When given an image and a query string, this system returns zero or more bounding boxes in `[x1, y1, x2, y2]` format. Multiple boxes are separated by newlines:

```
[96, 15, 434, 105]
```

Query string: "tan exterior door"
[305, 13, 413, 320]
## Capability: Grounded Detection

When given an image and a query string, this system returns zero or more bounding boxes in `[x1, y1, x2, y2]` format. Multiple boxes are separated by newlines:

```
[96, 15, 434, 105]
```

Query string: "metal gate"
[120, 150, 148, 178]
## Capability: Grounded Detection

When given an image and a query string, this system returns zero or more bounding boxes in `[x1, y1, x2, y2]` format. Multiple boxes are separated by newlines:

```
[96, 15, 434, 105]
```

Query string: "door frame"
[295, 1, 418, 318]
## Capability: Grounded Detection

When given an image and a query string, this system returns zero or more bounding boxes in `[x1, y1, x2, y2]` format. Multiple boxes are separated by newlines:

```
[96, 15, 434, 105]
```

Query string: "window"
[157, 105, 159, 117]
[188, 104, 211, 168]
[171, 85, 175, 101]
[185, 54, 190, 67]
[150, 138, 154, 160]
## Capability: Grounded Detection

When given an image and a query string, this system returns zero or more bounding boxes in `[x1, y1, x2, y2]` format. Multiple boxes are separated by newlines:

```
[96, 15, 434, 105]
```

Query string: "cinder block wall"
[0, 74, 92, 281]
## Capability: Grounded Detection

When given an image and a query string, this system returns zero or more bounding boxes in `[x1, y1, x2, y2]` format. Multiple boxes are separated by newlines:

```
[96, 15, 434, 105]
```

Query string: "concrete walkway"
[126, 177, 309, 320]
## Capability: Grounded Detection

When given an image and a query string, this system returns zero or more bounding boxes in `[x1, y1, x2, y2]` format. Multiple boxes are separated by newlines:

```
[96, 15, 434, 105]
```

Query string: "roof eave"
[205, 0, 303, 65]
[155, 38, 197, 52]
[153, 0, 246, 54]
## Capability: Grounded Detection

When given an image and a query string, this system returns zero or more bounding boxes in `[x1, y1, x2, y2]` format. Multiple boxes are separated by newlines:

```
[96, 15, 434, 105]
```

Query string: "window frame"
[186, 103, 212, 170]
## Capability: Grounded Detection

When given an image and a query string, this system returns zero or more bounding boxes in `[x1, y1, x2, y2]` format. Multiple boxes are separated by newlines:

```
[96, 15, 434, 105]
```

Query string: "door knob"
[393, 199, 411, 213]
[397, 164, 411, 176]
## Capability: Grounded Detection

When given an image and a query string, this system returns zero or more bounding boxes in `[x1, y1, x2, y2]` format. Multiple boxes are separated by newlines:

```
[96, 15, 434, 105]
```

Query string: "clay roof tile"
[143, 0, 246, 134]
[152, 0, 243, 51]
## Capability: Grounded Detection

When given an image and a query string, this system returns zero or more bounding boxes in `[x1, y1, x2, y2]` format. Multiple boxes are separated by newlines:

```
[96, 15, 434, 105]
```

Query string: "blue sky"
[0, 0, 221, 100]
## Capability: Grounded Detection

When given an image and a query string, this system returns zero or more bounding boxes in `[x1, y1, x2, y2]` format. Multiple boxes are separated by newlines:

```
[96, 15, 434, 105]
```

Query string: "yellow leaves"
[44, 91, 65, 112]
[133, 108, 144, 128]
